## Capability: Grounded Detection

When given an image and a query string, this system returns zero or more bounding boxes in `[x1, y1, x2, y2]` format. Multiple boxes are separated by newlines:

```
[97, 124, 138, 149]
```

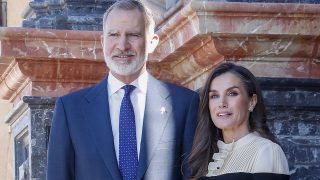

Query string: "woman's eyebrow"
[209, 86, 240, 92]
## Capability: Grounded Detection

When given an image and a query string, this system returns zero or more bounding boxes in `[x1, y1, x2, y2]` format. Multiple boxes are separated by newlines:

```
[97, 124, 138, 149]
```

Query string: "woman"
[188, 63, 290, 180]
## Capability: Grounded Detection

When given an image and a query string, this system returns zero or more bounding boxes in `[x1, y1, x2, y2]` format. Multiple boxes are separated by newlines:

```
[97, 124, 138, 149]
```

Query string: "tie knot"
[122, 85, 135, 97]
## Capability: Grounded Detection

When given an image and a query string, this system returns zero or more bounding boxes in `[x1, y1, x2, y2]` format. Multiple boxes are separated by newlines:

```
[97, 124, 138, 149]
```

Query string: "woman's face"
[208, 72, 256, 134]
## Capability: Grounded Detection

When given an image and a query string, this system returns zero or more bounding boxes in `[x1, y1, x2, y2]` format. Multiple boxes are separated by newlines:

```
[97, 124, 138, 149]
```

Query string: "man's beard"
[105, 53, 146, 76]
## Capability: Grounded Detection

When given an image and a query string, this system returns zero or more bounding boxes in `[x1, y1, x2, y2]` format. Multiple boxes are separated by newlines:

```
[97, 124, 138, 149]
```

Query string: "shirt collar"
[108, 71, 149, 95]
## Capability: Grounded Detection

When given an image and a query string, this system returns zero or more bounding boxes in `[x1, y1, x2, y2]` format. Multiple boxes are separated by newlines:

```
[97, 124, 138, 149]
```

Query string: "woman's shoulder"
[201, 172, 290, 180]
[249, 132, 283, 151]
[250, 133, 290, 175]
[250, 133, 285, 156]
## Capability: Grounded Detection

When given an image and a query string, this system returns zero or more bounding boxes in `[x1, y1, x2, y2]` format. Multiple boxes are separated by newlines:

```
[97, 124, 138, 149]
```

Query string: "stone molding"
[0, 28, 107, 102]
[0, 28, 104, 59]
[258, 77, 320, 110]
[148, 1, 320, 88]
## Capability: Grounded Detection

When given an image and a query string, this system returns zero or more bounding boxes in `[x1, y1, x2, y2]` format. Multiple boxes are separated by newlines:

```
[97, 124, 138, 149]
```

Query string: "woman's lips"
[217, 111, 232, 117]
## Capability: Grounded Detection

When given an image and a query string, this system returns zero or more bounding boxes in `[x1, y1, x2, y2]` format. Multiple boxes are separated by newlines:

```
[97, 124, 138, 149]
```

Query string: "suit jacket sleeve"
[182, 91, 200, 178]
[47, 97, 75, 180]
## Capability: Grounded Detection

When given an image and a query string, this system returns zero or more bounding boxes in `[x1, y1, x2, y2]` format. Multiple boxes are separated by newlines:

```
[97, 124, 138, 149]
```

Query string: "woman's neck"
[222, 129, 250, 143]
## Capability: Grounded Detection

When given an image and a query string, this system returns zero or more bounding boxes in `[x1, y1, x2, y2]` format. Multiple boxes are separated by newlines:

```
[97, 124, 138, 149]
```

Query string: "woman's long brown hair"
[188, 63, 276, 179]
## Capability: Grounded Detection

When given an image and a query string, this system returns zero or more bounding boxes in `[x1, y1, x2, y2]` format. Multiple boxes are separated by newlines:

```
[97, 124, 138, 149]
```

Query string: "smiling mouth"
[114, 54, 134, 58]
[217, 112, 232, 117]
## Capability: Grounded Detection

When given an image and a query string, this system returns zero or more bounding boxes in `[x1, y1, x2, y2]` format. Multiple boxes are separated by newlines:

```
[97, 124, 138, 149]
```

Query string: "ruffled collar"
[206, 132, 258, 176]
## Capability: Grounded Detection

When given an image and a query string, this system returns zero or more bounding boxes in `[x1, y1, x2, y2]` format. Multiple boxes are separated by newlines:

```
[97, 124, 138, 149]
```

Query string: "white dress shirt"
[107, 71, 148, 164]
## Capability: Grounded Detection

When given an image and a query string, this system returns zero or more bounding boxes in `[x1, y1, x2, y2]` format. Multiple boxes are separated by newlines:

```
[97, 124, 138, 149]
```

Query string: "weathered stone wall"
[23, 0, 116, 30]
[5, 97, 56, 180]
[24, 97, 56, 180]
[261, 78, 320, 179]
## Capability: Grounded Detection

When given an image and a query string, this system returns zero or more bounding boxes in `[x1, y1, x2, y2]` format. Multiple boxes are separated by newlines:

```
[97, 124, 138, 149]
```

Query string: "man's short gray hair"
[102, 0, 155, 34]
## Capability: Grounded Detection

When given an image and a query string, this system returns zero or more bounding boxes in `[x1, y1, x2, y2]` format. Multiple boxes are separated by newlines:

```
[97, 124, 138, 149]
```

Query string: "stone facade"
[0, 0, 319, 180]
[23, 0, 116, 30]
[260, 78, 320, 179]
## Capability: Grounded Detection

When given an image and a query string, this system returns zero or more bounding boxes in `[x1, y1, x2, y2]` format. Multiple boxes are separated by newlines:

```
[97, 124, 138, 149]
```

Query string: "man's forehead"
[106, 28, 144, 33]
[106, 9, 144, 23]
[108, 8, 143, 19]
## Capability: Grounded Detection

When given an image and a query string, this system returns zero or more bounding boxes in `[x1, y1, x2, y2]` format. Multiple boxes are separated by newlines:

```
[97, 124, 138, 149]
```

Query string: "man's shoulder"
[161, 80, 197, 95]
[156, 81, 199, 106]
[59, 77, 107, 101]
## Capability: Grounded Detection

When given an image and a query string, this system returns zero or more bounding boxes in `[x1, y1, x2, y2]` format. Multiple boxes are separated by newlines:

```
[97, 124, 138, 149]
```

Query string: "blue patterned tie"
[119, 85, 138, 180]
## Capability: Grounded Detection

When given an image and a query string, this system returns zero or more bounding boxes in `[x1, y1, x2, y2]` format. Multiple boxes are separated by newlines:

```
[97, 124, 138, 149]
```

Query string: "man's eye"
[130, 34, 140, 37]
[128, 34, 141, 40]
[108, 33, 119, 37]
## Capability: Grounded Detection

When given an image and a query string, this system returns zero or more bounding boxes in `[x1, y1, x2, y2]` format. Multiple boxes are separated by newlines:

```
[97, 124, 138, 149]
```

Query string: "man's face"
[103, 8, 148, 77]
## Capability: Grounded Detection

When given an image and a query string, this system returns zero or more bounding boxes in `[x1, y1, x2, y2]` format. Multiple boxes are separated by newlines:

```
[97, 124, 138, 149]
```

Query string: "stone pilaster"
[5, 96, 56, 180]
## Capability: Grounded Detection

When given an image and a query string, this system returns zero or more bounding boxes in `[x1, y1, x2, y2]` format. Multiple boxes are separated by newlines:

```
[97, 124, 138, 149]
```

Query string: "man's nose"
[117, 36, 131, 51]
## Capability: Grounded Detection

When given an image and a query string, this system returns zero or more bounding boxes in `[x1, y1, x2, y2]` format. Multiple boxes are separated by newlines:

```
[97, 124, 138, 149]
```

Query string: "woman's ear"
[249, 94, 258, 111]
[147, 34, 159, 54]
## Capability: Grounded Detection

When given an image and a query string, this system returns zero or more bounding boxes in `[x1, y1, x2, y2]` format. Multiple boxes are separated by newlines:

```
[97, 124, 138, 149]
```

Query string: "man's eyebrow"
[126, 31, 142, 34]
[106, 29, 118, 33]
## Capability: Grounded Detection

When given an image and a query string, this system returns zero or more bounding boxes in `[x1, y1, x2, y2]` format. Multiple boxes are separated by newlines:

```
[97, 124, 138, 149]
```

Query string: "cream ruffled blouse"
[206, 132, 289, 177]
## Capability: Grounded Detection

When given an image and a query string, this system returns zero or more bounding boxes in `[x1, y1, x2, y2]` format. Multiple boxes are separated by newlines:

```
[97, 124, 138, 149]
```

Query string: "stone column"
[5, 97, 56, 180]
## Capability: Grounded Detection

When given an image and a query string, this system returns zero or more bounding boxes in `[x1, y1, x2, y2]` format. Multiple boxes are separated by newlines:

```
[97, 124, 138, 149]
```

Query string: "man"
[47, 0, 199, 179]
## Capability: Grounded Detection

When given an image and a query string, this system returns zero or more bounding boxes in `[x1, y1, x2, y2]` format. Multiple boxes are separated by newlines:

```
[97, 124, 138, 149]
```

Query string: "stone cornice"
[0, 57, 107, 101]
[149, 1, 320, 87]
[0, 28, 107, 102]
[0, 27, 104, 59]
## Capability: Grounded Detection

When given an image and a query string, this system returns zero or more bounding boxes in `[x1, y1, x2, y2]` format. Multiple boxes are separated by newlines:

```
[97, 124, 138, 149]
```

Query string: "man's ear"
[147, 34, 159, 54]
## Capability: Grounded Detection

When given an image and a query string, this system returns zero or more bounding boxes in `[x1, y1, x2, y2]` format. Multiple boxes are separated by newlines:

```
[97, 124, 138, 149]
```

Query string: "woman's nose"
[218, 98, 228, 108]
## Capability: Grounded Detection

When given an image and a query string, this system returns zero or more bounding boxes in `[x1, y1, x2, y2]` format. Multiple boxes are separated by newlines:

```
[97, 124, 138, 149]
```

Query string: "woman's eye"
[228, 91, 238, 96]
[209, 94, 218, 99]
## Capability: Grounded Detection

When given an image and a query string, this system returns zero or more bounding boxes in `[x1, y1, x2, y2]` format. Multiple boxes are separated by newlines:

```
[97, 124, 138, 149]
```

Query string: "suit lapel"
[83, 77, 122, 180]
[137, 76, 172, 179]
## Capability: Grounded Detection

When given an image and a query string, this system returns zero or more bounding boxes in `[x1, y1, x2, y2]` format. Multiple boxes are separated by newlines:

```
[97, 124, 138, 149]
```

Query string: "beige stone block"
[0, 100, 13, 180]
